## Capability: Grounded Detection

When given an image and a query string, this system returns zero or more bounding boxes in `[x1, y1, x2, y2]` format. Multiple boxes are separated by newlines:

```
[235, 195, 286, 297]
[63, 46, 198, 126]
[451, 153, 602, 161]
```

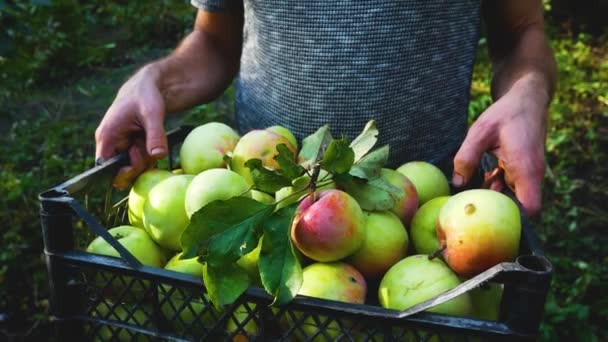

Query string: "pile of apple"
[86, 121, 522, 337]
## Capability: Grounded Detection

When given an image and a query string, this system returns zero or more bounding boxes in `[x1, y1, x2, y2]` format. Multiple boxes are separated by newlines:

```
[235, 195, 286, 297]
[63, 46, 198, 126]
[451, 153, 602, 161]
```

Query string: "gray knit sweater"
[191, 0, 481, 168]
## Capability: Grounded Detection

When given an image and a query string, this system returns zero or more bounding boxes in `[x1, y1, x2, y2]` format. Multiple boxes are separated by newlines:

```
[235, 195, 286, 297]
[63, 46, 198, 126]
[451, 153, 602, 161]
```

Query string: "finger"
[112, 166, 134, 190]
[95, 105, 131, 160]
[452, 120, 497, 187]
[112, 145, 146, 189]
[489, 179, 504, 192]
[140, 109, 168, 159]
[513, 174, 543, 217]
[95, 124, 117, 160]
[129, 143, 149, 175]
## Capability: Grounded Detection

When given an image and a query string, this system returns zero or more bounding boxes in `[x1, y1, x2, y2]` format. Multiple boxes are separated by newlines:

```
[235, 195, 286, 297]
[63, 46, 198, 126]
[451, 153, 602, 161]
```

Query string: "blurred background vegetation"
[1, 0, 606, 340]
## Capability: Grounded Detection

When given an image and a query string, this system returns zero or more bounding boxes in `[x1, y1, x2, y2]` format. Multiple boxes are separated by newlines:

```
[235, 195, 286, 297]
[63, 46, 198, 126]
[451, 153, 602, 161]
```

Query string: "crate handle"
[395, 254, 552, 319]
[68, 199, 143, 269]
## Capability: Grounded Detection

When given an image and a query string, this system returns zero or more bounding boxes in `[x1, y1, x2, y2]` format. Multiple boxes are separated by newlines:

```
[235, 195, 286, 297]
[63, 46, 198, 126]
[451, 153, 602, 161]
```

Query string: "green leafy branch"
[180, 120, 405, 308]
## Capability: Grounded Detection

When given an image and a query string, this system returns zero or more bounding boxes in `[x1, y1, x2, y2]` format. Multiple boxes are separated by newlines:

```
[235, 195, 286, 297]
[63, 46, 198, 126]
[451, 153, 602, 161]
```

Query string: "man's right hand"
[95, 65, 168, 189]
[94, 10, 244, 189]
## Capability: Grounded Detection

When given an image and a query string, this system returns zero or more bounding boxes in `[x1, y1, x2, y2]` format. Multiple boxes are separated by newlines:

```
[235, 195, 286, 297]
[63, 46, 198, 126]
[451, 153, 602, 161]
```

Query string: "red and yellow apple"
[179, 122, 240, 174]
[348, 211, 408, 279]
[381, 168, 419, 226]
[437, 189, 521, 277]
[231, 129, 297, 185]
[291, 189, 365, 262]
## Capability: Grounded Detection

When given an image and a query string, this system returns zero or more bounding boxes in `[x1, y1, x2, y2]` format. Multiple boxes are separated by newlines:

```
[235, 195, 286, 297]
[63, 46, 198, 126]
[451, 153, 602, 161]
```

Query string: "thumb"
[452, 121, 496, 188]
[140, 108, 168, 159]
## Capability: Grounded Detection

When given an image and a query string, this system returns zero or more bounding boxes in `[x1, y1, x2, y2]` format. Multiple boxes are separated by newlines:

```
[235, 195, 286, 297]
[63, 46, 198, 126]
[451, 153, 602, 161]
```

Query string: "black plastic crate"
[40, 126, 553, 341]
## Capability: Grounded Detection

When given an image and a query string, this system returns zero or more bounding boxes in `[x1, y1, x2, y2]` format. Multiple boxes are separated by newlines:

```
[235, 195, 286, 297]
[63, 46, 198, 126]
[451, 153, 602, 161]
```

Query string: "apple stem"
[429, 243, 447, 261]
[309, 164, 321, 203]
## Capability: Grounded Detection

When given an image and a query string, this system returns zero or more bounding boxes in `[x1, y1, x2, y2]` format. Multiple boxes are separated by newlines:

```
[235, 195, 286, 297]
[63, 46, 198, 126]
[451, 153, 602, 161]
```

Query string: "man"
[95, 0, 556, 216]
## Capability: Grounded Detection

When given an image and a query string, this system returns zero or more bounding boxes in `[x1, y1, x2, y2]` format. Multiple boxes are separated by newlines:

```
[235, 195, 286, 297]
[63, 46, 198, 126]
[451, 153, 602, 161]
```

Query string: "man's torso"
[194, 0, 482, 167]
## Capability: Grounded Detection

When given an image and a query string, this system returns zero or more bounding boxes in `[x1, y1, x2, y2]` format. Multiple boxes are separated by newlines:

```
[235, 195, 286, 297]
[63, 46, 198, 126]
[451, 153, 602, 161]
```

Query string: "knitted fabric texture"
[191, 0, 481, 167]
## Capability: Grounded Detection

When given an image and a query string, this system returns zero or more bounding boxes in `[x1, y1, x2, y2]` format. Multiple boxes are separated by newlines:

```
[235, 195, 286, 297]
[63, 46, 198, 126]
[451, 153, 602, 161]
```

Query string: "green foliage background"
[1, 0, 606, 340]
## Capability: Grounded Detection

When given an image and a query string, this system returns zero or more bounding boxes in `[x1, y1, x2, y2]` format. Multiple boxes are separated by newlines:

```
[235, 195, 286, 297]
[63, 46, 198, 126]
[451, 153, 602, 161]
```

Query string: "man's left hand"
[451, 77, 548, 217]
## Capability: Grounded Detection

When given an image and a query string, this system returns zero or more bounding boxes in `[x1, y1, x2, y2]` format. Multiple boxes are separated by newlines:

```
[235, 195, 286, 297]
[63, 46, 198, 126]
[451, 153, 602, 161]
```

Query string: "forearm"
[154, 30, 241, 113]
[489, 25, 557, 107]
[134, 10, 242, 114]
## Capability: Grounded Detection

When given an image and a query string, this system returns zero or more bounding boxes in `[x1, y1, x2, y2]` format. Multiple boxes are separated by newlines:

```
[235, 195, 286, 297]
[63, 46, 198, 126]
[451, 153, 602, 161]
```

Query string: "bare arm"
[484, 0, 557, 102]
[452, 0, 557, 216]
[95, 9, 244, 188]
[155, 10, 243, 112]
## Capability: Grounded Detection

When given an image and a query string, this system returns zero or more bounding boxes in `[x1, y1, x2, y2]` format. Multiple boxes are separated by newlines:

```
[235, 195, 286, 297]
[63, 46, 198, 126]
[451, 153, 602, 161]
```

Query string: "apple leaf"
[206, 215, 265, 268]
[181, 197, 273, 260]
[349, 145, 390, 180]
[274, 144, 306, 180]
[320, 137, 355, 175]
[298, 125, 333, 169]
[340, 176, 404, 211]
[203, 262, 250, 309]
[259, 203, 302, 305]
[349, 120, 379, 162]
[245, 159, 293, 193]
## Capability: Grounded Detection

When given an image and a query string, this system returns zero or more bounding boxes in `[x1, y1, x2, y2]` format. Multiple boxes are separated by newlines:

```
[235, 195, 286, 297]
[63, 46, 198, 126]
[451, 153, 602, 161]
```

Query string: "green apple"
[469, 282, 503, 321]
[236, 236, 263, 286]
[267, 125, 298, 151]
[437, 189, 521, 277]
[410, 196, 450, 254]
[160, 253, 220, 334]
[128, 169, 173, 228]
[282, 262, 366, 341]
[143, 175, 194, 251]
[249, 189, 275, 204]
[348, 211, 408, 279]
[164, 252, 203, 277]
[184, 168, 250, 218]
[380, 168, 419, 225]
[379, 255, 472, 316]
[275, 186, 299, 210]
[93, 302, 150, 342]
[86, 225, 165, 267]
[396, 161, 450, 205]
[231, 129, 297, 185]
[179, 122, 240, 175]
[86, 226, 165, 302]
[226, 304, 259, 339]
